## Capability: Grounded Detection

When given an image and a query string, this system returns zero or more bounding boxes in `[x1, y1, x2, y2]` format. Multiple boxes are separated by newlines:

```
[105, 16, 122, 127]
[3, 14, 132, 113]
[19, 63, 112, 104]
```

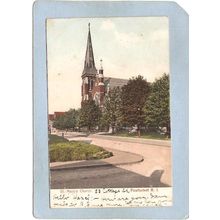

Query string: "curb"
[50, 157, 144, 171]
[50, 148, 144, 171]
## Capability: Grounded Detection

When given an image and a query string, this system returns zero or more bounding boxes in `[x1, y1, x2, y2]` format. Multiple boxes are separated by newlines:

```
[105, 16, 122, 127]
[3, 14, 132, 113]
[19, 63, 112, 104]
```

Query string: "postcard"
[33, 1, 188, 219]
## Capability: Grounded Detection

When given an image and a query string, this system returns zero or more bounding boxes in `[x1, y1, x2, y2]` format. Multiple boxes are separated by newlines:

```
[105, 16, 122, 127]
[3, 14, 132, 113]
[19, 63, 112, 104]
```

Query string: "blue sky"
[47, 17, 169, 113]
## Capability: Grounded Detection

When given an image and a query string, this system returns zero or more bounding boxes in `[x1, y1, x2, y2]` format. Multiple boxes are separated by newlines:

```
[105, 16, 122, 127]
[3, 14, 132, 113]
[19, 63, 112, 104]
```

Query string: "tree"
[121, 75, 150, 137]
[53, 115, 66, 130]
[52, 109, 80, 130]
[63, 109, 80, 130]
[79, 100, 101, 131]
[144, 73, 170, 137]
[101, 87, 122, 133]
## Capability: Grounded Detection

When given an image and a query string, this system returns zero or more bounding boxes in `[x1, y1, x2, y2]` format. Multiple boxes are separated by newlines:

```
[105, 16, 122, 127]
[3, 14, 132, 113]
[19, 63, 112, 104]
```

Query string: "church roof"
[82, 23, 97, 77]
[104, 77, 129, 89]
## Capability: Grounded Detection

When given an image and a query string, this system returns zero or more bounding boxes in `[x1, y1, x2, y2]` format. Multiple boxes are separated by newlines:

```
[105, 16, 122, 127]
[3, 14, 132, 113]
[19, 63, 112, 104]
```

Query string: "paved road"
[51, 132, 172, 188]
[91, 133, 171, 147]
[50, 163, 168, 189]
[67, 134, 172, 185]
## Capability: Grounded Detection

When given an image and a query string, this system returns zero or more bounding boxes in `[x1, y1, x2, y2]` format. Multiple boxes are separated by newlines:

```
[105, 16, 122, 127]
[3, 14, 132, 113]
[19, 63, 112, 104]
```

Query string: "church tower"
[81, 23, 97, 102]
[93, 59, 105, 107]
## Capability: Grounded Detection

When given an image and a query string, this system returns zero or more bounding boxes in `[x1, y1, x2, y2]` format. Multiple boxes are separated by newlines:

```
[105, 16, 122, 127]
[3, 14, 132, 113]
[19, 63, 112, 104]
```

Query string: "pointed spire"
[82, 23, 97, 77]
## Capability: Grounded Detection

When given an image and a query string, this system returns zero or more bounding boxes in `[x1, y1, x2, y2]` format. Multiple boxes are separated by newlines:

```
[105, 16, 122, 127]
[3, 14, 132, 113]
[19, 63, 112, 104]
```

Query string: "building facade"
[81, 23, 128, 107]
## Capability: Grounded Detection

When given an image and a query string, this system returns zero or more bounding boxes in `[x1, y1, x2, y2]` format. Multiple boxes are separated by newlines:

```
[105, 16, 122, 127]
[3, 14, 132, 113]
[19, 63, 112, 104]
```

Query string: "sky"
[47, 17, 169, 113]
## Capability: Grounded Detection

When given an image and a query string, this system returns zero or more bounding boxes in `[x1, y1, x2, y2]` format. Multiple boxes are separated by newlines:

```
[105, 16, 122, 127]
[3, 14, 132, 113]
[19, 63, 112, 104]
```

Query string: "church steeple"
[82, 23, 97, 77]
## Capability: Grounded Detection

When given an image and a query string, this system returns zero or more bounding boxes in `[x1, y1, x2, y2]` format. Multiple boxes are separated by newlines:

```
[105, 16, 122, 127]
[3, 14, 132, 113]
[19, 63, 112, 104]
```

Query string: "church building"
[81, 23, 128, 108]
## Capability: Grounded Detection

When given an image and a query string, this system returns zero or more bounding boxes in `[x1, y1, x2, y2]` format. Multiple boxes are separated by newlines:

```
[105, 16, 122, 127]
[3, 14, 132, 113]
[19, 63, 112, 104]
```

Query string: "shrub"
[49, 141, 113, 162]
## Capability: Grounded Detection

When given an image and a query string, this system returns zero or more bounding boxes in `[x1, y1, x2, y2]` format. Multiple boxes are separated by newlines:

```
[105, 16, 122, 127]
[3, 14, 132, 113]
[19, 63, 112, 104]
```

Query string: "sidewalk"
[54, 131, 171, 147]
[50, 147, 144, 171]
[91, 134, 171, 147]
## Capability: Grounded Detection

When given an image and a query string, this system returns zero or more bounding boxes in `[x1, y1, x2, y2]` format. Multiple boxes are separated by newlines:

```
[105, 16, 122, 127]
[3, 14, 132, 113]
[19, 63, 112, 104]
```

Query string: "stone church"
[81, 23, 128, 108]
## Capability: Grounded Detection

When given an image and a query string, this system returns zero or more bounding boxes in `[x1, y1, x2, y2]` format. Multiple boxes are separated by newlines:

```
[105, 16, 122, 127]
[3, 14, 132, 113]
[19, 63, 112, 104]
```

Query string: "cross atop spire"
[82, 23, 97, 77]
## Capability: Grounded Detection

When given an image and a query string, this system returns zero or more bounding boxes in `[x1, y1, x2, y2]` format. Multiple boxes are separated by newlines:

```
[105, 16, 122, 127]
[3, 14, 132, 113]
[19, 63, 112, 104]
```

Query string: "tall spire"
[82, 23, 97, 77]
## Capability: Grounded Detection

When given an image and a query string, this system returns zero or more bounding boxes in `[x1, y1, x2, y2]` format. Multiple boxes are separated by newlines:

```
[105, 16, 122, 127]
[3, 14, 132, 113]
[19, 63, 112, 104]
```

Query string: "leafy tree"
[121, 75, 150, 137]
[144, 73, 170, 137]
[53, 115, 66, 130]
[101, 87, 122, 133]
[79, 100, 101, 131]
[52, 109, 80, 130]
[64, 109, 80, 130]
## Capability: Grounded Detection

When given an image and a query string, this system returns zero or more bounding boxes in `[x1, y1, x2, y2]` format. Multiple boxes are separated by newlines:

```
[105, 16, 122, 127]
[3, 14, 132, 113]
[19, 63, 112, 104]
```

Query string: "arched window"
[88, 78, 91, 90]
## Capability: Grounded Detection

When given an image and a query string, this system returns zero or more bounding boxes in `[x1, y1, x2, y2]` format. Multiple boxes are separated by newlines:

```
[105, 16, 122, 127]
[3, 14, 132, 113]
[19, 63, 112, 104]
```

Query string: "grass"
[107, 131, 170, 140]
[49, 134, 69, 144]
[49, 134, 113, 162]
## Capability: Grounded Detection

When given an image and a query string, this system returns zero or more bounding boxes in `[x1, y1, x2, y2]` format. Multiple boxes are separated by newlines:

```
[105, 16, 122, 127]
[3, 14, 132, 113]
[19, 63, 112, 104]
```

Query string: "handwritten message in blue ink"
[50, 187, 172, 208]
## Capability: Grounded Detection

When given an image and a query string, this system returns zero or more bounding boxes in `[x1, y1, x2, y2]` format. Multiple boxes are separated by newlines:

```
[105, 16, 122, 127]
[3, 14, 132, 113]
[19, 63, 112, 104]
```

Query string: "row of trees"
[52, 74, 170, 137]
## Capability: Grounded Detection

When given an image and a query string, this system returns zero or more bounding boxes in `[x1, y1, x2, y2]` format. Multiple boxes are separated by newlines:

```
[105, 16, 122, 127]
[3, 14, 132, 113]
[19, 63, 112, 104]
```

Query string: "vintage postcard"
[33, 1, 188, 219]
[48, 17, 172, 208]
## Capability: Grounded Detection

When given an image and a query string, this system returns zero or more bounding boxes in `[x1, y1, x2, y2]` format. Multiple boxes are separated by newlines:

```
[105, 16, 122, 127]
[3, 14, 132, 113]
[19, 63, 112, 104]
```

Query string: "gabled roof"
[104, 77, 129, 89]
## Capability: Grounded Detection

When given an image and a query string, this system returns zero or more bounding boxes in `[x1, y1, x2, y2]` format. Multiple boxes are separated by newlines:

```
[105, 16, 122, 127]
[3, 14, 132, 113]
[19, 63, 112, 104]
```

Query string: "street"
[51, 162, 169, 189]
[50, 132, 172, 189]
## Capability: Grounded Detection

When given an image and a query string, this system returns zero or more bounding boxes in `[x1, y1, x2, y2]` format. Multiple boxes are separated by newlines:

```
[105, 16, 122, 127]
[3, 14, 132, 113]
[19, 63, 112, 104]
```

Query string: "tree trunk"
[137, 125, 141, 138]
[166, 123, 171, 138]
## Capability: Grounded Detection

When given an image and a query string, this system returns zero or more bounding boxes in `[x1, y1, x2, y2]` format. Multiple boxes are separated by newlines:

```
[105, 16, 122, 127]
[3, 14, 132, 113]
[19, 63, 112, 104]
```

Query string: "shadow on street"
[50, 161, 169, 189]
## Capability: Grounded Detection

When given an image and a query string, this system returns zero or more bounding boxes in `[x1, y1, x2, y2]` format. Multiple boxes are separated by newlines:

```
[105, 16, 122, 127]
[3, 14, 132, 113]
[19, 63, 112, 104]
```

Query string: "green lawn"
[109, 131, 170, 140]
[49, 134, 69, 144]
[49, 134, 113, 162]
